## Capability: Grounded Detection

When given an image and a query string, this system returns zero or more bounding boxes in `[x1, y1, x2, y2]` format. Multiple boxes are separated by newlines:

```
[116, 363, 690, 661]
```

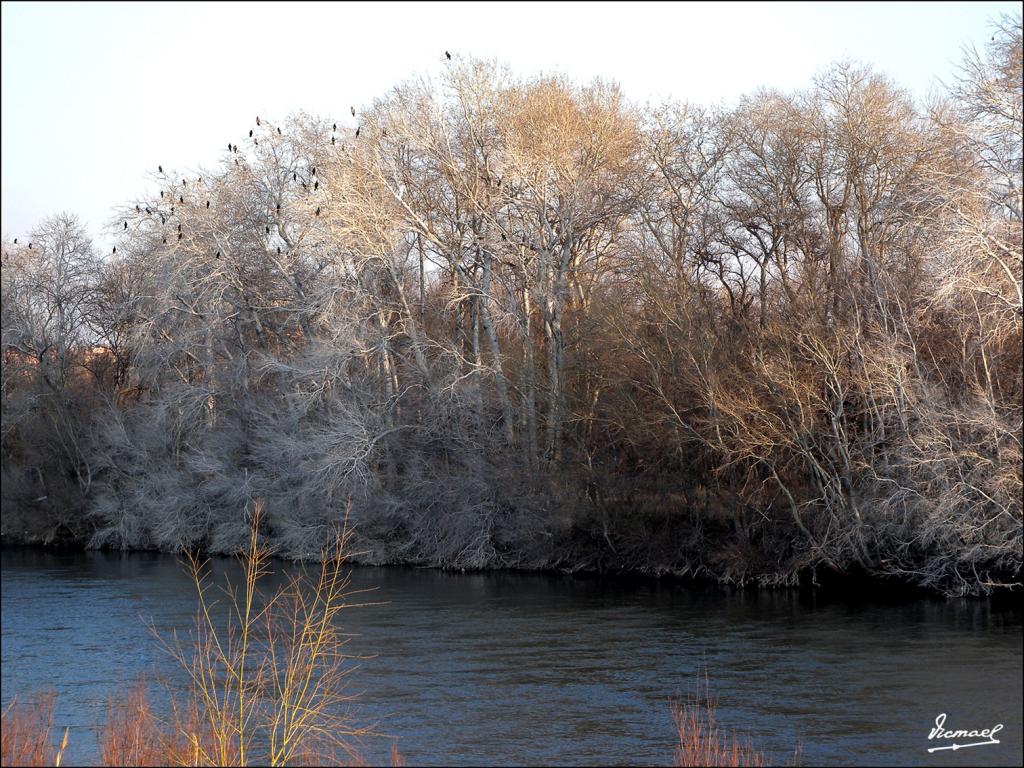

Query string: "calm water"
[1, 547, 1021, 767]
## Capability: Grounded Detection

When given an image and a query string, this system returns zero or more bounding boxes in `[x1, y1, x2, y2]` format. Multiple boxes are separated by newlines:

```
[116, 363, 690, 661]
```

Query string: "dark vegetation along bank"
[2, 17, 1021, 596]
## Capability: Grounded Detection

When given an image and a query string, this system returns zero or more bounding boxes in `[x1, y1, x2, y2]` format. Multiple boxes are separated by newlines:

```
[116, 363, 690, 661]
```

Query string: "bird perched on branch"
[124, 221, 128, 230]
[350, 106, 355, 117]
[445, 51, 451, 60]
[256, 116, 261, 126]
[158, 165, 163, 173]
[356, 127, 360, 137]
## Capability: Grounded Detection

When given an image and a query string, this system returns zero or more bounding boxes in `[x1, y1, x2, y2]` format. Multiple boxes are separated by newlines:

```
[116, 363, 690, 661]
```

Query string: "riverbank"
[3, 521, 1017, 604]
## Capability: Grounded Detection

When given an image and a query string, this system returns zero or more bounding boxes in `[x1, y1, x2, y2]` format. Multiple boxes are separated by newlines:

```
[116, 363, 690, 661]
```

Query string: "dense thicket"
[3, 18, 1020, 594]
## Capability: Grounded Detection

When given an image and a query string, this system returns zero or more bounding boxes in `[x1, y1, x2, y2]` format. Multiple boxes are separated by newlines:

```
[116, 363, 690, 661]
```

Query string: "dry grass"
[96, 681, 172, 767]
[671, 673, 772, 768]
[0, 692, 68, 767]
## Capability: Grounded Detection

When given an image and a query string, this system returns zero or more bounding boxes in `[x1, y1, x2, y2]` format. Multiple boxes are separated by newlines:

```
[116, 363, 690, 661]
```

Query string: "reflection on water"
[2, 547, 1021, 766]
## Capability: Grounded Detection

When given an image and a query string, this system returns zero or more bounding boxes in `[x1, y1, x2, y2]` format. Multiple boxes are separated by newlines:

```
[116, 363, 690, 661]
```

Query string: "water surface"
[2, 547, 1021, 766]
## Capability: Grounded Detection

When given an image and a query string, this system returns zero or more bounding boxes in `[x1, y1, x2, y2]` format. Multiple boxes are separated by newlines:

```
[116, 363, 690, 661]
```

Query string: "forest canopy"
[2, 16, 1021, 595]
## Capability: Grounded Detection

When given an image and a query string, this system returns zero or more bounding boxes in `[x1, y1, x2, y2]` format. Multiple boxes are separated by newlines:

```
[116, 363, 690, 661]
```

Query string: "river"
[1, 547, 1021, 766]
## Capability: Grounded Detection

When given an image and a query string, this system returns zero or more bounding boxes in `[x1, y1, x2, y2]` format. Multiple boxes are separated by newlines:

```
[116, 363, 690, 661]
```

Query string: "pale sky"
[2, 1, 1018, 249]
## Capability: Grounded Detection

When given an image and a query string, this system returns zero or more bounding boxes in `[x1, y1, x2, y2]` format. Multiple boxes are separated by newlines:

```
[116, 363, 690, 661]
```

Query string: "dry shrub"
[156, 499, 372, 766]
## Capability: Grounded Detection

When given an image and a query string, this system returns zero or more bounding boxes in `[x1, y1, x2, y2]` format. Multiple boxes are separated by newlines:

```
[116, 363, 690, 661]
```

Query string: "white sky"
[2, 1, 1018, 248]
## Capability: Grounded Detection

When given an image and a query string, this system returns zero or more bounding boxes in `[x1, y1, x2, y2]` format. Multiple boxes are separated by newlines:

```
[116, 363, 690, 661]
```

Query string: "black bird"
[136, 205, 140, 212]
[233, 145, 238, 153]
[161, 214, 165, 224]
[315, 207, 321, 216]
[13, 238, 17, 244]
[159, 165, 163, 173]
[276, 203, 281, 213]
[206, 200, 210, 208]
[278, 127, 282, 135]
[277, 246, 281, 254]
[331, 136, 335, 145]
[254, 138, 258, 146]
[113, 246, 117, 254]
[293, 172, 297, 181]
[266, 225, 270, 234]
[356, 127, 360, 137]
[216, 250, 220, 258]
[28, 243, 32, 249]
[314, 181, 319, 190]
[256, 116, 261, 126]
[160, 190, 164, 198]
[333, 122, 337, 131]
[178, 232, 182, 240]
[180, 195, 184, 203]
[162, 237, 167, 244]
[312, 167, 316, 175]
[146, 207, 151, 214]
[350, 106, 355, 117]
[182, 179, 187, 186]
[228, 142, 232, 151]
[250, 129, 253, 137]
[178, 224, 182, 232]
[171, 206, 174, 214]
[124, 221, 128, 230]
[445, 51, 451, 60]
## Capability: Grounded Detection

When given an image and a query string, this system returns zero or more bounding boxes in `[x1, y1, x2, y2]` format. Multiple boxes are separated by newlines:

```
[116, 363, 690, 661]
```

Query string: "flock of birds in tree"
[12, 53, 454, 258]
